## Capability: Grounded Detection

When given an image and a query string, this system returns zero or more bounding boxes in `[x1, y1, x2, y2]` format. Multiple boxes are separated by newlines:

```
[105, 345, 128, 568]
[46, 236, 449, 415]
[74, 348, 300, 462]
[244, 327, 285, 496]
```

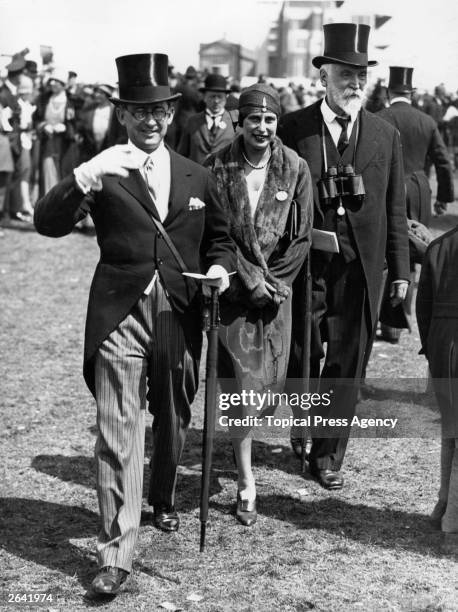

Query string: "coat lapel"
[355, 108, 380, 173]
[197, 112, 213, 148]
[164, 149, 193, 225]
[119, 168, 161, 220]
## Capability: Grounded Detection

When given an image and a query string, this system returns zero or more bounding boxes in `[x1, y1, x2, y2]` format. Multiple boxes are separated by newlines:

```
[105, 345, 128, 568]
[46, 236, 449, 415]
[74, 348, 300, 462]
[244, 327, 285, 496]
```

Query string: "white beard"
[341, 95, 363, 116]
[328, 82, 365, 116]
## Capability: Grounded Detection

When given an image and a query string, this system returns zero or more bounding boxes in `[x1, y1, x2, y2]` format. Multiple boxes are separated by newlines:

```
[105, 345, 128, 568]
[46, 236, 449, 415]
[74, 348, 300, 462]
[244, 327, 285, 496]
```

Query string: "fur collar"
[207, 134, 301, 292]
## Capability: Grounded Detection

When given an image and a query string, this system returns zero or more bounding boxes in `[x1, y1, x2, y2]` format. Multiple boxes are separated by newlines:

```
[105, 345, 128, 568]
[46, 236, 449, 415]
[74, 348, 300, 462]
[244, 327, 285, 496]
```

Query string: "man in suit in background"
[34, 53, 235, 597]
[376, 66, 455, 342]
[177, 73, 236, 164]
[78, 84, 126, 162]
[278, 23, 410, 490]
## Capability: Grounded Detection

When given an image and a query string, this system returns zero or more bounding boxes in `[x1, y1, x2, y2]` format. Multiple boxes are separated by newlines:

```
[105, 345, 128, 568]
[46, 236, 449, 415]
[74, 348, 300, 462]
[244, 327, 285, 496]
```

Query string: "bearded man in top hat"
[177, 73, 236, 164]
[375, 66, 455, 343]
[34, 53, 235, 596]
[278, 23, 410, 490]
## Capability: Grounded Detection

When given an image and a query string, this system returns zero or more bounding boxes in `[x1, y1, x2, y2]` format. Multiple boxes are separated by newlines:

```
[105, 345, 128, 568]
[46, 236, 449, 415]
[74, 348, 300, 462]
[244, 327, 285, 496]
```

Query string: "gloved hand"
[201, 265, 230, 296]
[81, 144, 140, 181]
[249, 279, 274, 308]
[53, 122, 66, 134]
[43, 123, 54, 136]
[390, 280, 409, 307]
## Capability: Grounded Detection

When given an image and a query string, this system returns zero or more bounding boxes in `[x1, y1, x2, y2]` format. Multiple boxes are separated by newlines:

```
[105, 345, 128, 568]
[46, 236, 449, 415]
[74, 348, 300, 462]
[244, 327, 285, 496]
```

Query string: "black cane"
[200, 285, 219, 552]
[301, 252, 312, 473]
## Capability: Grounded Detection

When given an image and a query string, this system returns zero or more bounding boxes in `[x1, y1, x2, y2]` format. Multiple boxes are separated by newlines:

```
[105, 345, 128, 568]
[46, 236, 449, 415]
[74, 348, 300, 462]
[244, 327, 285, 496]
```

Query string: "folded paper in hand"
[311, 229, 339, 253]
[182, 271, 236, 280]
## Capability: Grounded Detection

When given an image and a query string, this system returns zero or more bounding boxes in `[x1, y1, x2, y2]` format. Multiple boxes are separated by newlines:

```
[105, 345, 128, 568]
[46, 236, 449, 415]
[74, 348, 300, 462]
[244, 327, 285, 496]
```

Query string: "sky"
[0, 0, 457, 90]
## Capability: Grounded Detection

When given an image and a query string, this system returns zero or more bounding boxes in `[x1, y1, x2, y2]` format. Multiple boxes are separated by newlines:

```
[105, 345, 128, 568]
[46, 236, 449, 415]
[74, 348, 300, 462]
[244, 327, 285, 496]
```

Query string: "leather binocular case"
[318, 164, 365, 204]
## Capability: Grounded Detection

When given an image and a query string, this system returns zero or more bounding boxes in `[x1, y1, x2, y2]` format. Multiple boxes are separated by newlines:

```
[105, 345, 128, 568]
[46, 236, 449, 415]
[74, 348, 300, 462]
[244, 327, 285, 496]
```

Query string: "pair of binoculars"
[318, 164, 365, 204]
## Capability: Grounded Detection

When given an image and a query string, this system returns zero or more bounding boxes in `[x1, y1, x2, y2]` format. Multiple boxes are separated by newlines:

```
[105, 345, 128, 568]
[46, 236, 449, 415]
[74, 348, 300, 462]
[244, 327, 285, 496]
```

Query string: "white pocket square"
[188, 197, 206, 210]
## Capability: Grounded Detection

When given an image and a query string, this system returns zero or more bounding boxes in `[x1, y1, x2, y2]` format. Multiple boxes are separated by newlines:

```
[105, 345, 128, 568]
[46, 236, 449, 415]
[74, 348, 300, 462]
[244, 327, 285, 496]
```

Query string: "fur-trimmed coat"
[205, 134, 313, 392]
[205, 134, 313, 310]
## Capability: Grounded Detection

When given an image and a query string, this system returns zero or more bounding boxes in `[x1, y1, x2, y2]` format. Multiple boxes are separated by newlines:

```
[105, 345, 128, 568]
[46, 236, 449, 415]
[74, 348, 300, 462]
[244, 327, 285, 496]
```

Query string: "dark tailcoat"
[177, 110, 235, 165]
[278, 101, 410, 332]
[416, 227, 458, 435]
[377, 101, 454, 225]
[34, 150, 235, 395]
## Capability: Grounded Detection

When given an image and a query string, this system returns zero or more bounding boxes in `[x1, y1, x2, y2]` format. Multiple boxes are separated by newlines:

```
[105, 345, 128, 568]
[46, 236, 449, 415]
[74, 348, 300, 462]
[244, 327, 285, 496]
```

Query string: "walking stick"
[200, 285, 220, 552]
[300, 251, 312, 473]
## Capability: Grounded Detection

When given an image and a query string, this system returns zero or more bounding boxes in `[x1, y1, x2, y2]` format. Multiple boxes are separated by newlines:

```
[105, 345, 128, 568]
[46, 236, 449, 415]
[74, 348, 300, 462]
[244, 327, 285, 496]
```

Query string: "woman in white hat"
[34, 70, 77, 196]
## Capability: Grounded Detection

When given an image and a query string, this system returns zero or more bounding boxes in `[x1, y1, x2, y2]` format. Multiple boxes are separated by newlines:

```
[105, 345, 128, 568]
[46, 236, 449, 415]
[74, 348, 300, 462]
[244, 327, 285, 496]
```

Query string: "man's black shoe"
[91, 566, 128, 596]
[310, 467, 344, 490]
[153, 504, 180, 532]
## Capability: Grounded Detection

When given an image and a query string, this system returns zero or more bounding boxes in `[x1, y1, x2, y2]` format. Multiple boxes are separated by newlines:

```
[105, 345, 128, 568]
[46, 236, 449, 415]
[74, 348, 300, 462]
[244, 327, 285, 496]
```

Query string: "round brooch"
[276, 191, 288, 201]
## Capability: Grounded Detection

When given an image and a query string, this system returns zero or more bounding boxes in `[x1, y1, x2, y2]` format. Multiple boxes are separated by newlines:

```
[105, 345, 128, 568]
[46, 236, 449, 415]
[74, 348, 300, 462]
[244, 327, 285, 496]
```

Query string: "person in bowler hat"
[375, 66, 454, 343]
[177, 73, 236, 164]
[278, 23, 410, 490]
[34, 53, 235, 596]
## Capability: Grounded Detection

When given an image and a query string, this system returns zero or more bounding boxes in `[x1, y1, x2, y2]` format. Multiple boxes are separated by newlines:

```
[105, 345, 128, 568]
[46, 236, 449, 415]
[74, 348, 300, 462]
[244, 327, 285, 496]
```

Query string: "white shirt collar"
[128, 139, 168, 166]
[320, 97, 359, 123]
[390, 96, 411, 105]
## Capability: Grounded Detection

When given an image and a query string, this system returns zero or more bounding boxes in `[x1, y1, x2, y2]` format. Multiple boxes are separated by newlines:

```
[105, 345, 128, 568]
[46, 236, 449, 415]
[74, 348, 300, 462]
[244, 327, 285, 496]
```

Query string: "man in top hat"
[278, 23, 410, 490]
[177, 73, 236, 164]
[375, 66, 454, 343]
[34, 53, 235, 596]
[379, 67, 454, 223]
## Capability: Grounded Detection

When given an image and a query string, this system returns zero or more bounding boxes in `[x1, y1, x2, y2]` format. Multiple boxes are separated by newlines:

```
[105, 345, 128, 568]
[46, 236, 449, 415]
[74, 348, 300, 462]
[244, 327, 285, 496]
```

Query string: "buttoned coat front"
[278, 100, 410, 331]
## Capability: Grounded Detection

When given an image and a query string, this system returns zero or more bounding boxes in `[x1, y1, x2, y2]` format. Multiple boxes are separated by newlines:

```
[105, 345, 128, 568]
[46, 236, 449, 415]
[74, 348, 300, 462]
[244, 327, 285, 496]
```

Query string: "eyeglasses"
[126, 106, 169, 122]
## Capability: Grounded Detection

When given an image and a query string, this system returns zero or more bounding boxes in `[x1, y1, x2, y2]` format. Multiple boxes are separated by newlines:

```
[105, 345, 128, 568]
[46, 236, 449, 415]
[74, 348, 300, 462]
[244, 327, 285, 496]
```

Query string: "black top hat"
[312, 23, 378, 69]
[110, 53, 181, 104]
[199, 73, 230, 93]
[388, 66, 415, 93]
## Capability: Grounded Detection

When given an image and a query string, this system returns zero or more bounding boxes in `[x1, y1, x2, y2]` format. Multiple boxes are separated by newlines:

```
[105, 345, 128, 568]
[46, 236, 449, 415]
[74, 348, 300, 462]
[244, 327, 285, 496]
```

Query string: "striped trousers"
[94, 281, 198, 571]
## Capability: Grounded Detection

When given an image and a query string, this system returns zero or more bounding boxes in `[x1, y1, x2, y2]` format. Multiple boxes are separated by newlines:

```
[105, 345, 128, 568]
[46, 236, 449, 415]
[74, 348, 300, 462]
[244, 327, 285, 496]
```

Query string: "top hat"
[312, 23, 378, 69]
[388, 66, 415, 93]
[110, 53, 181, 104]
[6, 53, 26, 74]
[199, 73, 230, 93]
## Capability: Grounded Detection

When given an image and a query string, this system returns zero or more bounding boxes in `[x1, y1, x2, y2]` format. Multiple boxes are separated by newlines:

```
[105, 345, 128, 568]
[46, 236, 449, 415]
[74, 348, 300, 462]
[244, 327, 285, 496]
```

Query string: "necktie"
[335, 115, 350, 155]
[209, 116, 218, 139]
[144, 157, 167, 221]
[144, 157, 158, 202]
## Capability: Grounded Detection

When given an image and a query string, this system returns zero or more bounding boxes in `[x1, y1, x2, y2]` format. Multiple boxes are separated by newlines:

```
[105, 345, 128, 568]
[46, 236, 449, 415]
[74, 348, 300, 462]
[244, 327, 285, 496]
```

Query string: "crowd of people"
[5, 21, 457, 600]
[1, 48, 457, 227]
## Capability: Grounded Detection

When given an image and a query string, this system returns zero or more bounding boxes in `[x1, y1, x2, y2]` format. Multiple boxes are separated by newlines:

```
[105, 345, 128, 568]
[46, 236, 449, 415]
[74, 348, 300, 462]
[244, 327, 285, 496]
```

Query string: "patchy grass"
[1, 202, 458, 611]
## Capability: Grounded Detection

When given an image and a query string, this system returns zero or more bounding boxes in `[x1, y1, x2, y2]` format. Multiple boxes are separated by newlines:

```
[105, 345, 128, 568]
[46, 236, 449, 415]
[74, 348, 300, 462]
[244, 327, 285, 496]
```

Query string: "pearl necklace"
[242, 150, 271, 170]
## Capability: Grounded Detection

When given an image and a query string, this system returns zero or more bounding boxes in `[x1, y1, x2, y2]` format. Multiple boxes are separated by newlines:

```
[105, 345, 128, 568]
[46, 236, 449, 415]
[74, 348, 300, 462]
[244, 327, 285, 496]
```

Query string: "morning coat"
[34, 149, 235, 395]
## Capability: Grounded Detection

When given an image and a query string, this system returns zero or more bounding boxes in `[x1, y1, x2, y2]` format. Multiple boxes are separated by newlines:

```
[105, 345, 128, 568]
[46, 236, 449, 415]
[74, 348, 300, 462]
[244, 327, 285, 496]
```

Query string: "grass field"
[1, 210, 458, 611]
